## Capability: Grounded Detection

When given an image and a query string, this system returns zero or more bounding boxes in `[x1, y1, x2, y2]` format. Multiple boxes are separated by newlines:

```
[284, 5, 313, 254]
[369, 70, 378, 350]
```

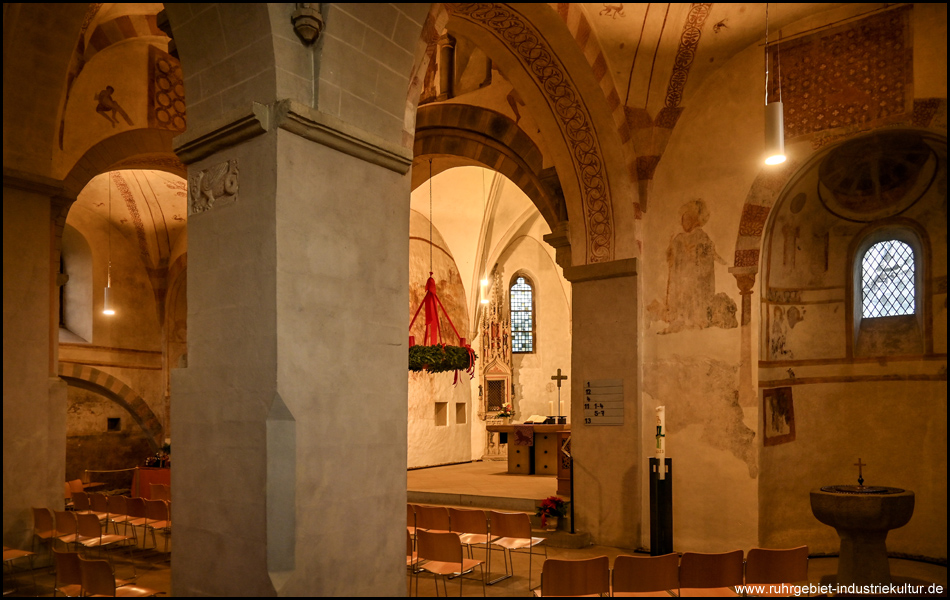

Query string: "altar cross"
[551, 369, 567, 418]
[854, 458, 866, 486]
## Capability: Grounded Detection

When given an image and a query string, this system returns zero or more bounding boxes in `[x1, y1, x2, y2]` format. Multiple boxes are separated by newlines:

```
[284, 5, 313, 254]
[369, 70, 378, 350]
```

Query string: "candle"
[549, 401, 554, 416]
[656, 406, 666, 480]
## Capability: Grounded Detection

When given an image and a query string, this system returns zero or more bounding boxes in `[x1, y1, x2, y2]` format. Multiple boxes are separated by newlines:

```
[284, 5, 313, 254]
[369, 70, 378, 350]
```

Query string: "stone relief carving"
[190, 159, 239, 214]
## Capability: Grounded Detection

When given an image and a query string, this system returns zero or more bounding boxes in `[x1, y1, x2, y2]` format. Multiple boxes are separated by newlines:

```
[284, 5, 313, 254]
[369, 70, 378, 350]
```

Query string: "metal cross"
[551, 369, 568, 387]
[854, 458, 866, 486]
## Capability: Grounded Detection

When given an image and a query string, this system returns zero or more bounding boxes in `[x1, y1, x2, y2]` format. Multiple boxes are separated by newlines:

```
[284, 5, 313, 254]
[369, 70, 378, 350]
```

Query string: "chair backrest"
[67, 479, 85, 496]
[79, 556, 117, 597]
[540, 556, 609, 597]
[71, 491, 91, 511]
[54, 510, 77, 536]
[32, 507, 55, 536]
[150, 483, 170, 501]
[415, 505, 450, 531]
[53, 549, 82, 587]
[680, 550, 745, 589]
[107, 494, 128, 516]
[126, 496, 147, 519]
[448, 508, 488, 535]
[407, 504, 416, 529]
[64, 482, 72, 501]
[613, 553, 679, 593]
[407, 529, 414, 558]
[488, 510, 530, 539]
[416, 529, 463, 565]
[745, 546, 809, 585]
[145, 499, 169, 521]
[89, 492, 109, 514]
[76, 512, 102, 540]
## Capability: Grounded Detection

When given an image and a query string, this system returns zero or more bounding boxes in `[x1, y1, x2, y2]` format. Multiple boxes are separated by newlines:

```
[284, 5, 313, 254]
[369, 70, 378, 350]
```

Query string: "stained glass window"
[510, 276, 534, 353]
[862, 240, 915, 318]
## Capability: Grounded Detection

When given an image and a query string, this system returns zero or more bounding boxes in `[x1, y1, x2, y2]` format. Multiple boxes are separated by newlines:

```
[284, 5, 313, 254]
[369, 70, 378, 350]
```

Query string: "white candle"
[549, 401, 554, 416]
[656, 406, 666, 480]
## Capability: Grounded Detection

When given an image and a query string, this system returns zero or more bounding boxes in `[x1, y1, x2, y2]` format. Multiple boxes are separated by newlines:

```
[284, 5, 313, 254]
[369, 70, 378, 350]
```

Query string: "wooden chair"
[679, 550, 743, 597]
[448, 508, 491, 559]
[52, 549, 83, 597]
[149, 484, 169, 502]
[76, 512, 133, 559]
[71, 492, 108, 522]
[486, 510, 546, 590]
[406, 529, 423, 596]
[534, 555, 609, 597]
[3, 546, 36, 596]
[407, 504, 419, 539]
[64, 483, 74, 511]
[414, 529, 485, 597]
[143, 500, 171, 554]
[31, 507, 57, 564]
[106, 495, 136, 537]
[78, 556, 160, 597]
[53, 510, 80, 551]
[124, 497, 150, 548]
[612, 553, 680, 597]
[415, 505, 452, 535]
[744, 546, 809, 597]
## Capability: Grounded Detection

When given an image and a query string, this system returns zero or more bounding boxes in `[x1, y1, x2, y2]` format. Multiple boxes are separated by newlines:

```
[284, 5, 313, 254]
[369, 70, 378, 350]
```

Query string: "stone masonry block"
[335, 3, 399, 39]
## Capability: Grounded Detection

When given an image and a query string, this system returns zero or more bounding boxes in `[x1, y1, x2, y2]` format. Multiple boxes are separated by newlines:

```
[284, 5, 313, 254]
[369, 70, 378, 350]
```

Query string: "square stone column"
[171, 103, 411, 596]
[3, 173, 69, 549]
[564, 259, 640, 547]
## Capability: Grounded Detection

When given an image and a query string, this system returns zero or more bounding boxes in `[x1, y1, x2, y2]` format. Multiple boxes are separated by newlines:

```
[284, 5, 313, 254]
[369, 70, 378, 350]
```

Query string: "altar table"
[485, 424, 569, 476]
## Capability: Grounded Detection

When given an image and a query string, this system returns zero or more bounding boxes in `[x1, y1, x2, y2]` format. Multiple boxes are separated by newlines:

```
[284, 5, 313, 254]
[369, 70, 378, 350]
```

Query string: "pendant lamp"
[764, 4, 786, 165]
[103, 174, 116, 316]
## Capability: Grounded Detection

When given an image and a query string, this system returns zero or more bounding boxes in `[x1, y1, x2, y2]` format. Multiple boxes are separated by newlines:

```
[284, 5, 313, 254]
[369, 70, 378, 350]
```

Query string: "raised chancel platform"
[407, 460, 558, 513]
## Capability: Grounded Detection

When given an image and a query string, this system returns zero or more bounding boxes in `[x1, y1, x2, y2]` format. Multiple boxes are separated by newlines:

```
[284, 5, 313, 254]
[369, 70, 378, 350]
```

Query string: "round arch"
[58, 363, 164, 452]
[413, 104, 565, 227]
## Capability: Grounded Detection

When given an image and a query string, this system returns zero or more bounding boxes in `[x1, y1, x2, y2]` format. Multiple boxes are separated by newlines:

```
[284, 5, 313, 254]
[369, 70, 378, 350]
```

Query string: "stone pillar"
[170, 101, 412, 596]
[564, 259, 639, 547]
[2, 171, 69, 549]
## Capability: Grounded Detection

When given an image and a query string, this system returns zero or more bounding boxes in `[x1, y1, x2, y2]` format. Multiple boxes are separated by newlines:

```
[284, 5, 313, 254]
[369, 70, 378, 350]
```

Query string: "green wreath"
[409, 344, 477, 373]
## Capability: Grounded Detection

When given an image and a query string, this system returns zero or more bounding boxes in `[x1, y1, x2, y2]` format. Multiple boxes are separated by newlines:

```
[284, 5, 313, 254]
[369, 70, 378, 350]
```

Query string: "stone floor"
[4, 461, 945, 596]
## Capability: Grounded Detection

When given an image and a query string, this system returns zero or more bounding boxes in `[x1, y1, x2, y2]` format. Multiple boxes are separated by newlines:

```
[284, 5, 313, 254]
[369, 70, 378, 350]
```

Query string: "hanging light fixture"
[764, 3, 786, 165]
[102, 173, 116, 316]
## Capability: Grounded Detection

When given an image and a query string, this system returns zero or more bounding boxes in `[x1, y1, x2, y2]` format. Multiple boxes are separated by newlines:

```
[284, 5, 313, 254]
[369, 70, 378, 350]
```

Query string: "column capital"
[563, 258, 637, 283]
[729, 266, 757, 294]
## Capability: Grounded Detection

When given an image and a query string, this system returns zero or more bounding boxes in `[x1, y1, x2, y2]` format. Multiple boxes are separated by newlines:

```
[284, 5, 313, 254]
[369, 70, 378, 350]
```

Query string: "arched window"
[509, 275, 534, 353]
[861, 240, 916, 318]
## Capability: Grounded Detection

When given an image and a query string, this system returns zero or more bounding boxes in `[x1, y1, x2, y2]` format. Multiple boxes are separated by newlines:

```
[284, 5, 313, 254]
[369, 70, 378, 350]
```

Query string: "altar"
[485, 423, 569, 479]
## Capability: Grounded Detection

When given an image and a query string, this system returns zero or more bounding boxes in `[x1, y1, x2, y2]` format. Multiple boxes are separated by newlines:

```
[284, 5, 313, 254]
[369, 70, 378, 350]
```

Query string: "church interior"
[3, 2, 946, 596]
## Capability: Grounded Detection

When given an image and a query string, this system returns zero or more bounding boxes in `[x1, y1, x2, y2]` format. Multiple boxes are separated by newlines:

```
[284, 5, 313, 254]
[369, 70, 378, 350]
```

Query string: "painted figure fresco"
[653, 199, 737, 333]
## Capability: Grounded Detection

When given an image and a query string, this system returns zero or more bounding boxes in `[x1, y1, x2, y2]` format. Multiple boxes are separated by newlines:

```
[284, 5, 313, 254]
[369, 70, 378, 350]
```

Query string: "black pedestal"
[649, 458, 673, 556]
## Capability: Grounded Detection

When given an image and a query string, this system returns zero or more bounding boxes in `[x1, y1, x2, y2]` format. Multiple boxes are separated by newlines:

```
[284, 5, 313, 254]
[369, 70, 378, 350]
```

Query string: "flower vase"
[545, 516, 558, 531]
[502, 416, 510, 425]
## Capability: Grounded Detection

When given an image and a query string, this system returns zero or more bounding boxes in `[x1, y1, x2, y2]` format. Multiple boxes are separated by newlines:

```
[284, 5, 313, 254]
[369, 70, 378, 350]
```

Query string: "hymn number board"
[583, 379, 623, 425]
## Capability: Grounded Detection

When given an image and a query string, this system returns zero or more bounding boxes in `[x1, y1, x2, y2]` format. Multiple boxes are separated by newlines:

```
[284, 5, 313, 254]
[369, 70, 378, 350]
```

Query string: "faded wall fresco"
[643, 355, 757, 477]
[649, 199, 738, 333]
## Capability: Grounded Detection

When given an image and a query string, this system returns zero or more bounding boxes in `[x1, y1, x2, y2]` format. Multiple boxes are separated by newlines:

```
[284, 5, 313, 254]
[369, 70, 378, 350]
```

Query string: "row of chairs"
[535, 546, 809, 597]
[407, 504, 546, 595]
[32, 496, 171, 566]
[53, 549, 161, 597]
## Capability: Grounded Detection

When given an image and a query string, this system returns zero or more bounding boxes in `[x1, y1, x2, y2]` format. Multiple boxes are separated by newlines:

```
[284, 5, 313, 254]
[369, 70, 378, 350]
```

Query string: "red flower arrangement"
[535, 495, 569, 528]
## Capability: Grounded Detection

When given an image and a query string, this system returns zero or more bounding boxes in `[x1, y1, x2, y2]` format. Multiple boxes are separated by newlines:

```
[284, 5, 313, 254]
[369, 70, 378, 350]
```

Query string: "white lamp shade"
[764, 101, 786, 164]
[103, 286, 115, 315]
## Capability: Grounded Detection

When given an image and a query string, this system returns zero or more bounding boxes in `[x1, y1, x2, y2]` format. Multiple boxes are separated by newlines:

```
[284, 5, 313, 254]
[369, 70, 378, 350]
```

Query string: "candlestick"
[656, 406, 666, 480]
